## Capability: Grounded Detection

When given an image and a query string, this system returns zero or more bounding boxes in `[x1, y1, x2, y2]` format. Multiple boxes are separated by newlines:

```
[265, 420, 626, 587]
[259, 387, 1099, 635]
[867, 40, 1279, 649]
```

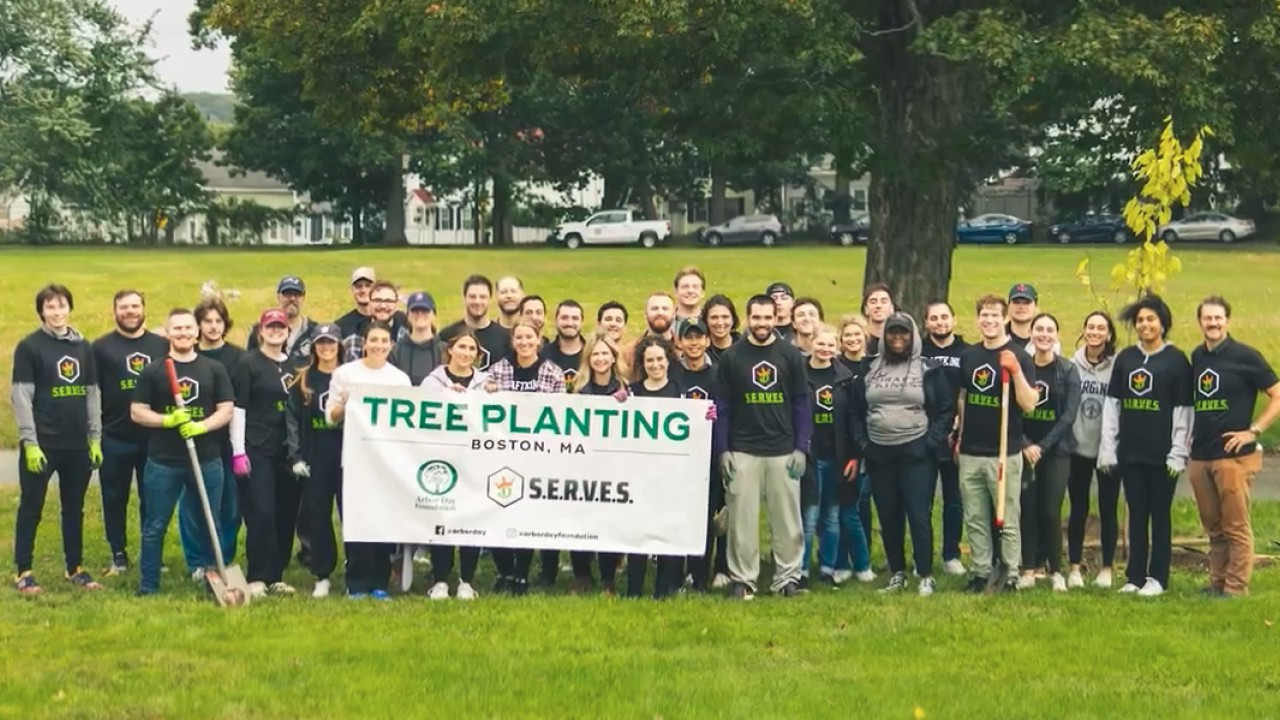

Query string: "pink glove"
[612, 388, 629, 403]
[704, 404, 718, 421]
[232, 454, 251, 478]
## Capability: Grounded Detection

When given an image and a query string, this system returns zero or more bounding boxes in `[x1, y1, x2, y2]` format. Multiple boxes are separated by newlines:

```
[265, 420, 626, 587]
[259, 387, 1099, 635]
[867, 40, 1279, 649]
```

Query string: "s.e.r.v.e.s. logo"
[487, 467, 525, 508]
[751, 361, 777, 391]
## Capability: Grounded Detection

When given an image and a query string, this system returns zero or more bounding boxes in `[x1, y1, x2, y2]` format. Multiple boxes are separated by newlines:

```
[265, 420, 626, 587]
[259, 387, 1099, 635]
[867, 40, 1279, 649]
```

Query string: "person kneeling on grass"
[850, 313, 955, 597]
[1016, 314, 1080, 592]
[131, 309, 234, 596]
[421, 330, 491, 601]
[326, 321, 412, 600]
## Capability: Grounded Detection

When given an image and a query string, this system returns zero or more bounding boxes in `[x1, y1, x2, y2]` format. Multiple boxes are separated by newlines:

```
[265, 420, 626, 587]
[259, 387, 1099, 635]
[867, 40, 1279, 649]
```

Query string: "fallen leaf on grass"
[914, 706, 925, 719]
[53, 690, 65, 701]
[1265, 620, 1274, 628]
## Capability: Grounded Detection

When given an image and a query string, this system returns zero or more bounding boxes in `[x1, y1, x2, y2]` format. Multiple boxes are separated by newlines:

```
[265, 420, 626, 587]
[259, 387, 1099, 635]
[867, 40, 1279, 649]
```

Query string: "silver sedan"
[1157, 212, 1256, 243]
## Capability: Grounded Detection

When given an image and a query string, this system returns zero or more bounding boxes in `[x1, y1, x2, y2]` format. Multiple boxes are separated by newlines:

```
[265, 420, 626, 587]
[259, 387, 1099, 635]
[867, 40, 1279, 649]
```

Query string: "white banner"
[341, 385, 713, 555]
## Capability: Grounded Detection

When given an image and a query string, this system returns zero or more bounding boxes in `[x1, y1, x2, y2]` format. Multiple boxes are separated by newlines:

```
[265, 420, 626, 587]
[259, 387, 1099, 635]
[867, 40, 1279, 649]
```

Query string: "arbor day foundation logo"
[126, 352, 151, 376]
[487, 467, 525, 508]
[1128, 368, 1154, 397]
[178, 377, 200, 403]
[751, 361, 777, 390]
[416, 460, 458, 496]
[57, 356, 81, 383]
[972, 364, 995, 393]
[1197, 369, 1219, 397]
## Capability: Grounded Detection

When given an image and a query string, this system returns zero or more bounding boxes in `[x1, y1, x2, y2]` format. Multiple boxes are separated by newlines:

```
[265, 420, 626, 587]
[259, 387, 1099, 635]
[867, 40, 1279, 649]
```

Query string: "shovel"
[165, 358, 251, 607]
[988, 368, 1012, 594]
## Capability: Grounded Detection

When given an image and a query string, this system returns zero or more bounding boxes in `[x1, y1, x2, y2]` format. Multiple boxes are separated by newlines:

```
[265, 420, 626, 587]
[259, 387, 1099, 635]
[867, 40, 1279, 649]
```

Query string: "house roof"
[197, 151, 292, 193]
[411, 188, 436, 206]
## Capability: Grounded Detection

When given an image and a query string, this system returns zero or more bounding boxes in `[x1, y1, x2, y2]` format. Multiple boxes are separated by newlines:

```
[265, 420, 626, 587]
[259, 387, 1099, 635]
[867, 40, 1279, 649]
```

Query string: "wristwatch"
[1249, 424, 1263, 435]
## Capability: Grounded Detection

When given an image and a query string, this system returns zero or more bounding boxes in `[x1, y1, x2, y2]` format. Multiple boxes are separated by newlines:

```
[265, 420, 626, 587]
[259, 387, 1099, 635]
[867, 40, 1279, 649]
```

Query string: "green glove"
[179, 422, 208, 439]
[23, 445, 47, 474]
[88, 440, 103, 470]
[162, 408, 191, 429]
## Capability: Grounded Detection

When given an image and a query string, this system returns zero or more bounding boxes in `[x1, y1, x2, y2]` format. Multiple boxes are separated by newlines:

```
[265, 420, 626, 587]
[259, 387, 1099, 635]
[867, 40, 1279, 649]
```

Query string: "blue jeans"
[836, 467, 872, 573]
[180, 449, 238, 571]
[802, 459, 842, 576]
[140, 457, 224, 592]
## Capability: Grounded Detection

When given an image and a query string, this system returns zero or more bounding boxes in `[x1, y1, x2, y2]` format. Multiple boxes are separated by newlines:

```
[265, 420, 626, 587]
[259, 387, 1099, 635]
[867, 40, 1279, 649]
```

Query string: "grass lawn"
[1, 243, 1279, 448]
[1, 485, 1279, 719]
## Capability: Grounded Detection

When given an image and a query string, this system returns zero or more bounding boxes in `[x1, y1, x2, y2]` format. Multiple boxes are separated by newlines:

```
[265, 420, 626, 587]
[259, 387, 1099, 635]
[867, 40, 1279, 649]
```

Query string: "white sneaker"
[456, 582, 477, 601]
[312, 579, 331, 598]
[1051, 573, 1067, 592]
[1067, 569, 1084, 589]
[832, 570, 853, 584]
[856, 569, 877, 583]
[1137, 578, 1165, 597]
[248, 581, 267, 598]
[412, 547, 431, 566]
[1094, 568, 1113, 589]
[942, 559, 966, 576]
[267, 582, 296, 595]
[711, 573, 731, 589]
[1016, 574, 1037, 590]
[191, 568, 205, 583]
[1118, 582, 1141, 594]
[918, 577, 936, 597]
[427, 581, 450, 600]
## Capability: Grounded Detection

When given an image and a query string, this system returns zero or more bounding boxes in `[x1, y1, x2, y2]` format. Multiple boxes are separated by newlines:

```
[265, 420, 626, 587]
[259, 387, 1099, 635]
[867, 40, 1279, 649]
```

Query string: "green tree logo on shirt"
[1197, 369, 1219, 397]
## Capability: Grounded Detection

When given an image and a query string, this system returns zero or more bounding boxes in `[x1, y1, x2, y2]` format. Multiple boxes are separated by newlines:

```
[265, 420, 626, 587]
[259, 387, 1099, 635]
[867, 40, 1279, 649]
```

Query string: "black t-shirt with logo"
[1107, 345, 1193, 466]
[958, 340, 1036, 457]
[12, 329, 98, 450]
[440, 320, 511, 371]
[232, 350, 291, 458]
[806, 363, 838, 459]
[1022, 361, 1060, 445]
[288, 367, 339, 465]
[921, 335, 969, 395]
[541, 341, 583, 387]
[1191, 337, 1278, 460]
[628, 379, 684, 399]
[717, 338, 809, 456]
[134, 354, 233, 463]
[678, 361, 719, 403]
[93, 330, 170, 444]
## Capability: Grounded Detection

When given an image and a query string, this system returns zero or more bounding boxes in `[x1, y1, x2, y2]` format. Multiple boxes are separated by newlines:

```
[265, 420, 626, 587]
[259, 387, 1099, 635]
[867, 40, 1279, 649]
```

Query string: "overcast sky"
[112, 0, 231, 93]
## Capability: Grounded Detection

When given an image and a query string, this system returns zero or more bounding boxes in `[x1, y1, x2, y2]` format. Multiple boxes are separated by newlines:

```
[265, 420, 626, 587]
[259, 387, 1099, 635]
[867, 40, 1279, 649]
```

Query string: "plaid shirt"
[487, 357, 566, 394]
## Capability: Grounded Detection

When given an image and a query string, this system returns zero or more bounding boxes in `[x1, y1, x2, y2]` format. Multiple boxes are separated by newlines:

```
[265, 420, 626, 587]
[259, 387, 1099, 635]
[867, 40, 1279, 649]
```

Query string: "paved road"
[2, 449, 1279, 499]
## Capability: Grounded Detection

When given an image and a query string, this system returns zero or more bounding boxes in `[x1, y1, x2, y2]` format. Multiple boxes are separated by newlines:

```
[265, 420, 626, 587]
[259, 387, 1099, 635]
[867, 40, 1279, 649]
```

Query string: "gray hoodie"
[1069, 346, 1114, 459]
[863, 313, 929, 446]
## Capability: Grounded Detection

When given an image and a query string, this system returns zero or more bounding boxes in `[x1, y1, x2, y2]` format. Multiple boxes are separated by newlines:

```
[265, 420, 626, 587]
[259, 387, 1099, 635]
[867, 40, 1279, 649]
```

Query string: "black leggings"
[1066, 454, 1121, 567]
[305, 454, 343, 580]
[240, 452, 299, 584]
[492, 548, 534, 581]
[1020, 455, 1070, 573]
[626, 554, 684, 598]
[1121, 463, 1175, 588]
[14, 445, 91, 575]
[430, 545, 480, 584]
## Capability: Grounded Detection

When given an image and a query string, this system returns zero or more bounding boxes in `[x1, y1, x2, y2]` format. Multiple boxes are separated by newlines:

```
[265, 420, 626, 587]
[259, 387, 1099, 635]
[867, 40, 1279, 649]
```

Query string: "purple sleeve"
[792, 390, 813, 453]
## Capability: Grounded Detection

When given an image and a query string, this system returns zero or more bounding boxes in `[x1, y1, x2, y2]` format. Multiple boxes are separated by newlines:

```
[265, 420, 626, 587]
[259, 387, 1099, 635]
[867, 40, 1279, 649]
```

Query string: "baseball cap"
[312, 323, 341, 342]
[884, 312, 913, 333]
[351, 267, 376, 285]
[259, 308, 289, 327]
[765, 281, 794, 298]
[1008, 283, 1038, 302]
[679, 318, 709, 338]
[406, 291, 436, 312]
[277, 276, 305, 294]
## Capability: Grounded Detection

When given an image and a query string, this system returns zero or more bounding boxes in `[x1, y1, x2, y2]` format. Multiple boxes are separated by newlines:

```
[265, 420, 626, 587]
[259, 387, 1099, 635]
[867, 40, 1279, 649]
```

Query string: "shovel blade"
[206, 565, 251, 607]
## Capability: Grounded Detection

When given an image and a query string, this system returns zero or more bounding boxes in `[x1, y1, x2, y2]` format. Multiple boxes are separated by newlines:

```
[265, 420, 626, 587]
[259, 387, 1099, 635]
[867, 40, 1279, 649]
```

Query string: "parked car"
[829, 214, 870, 246]
[1157, 212, 1256, 243]
[696, 214, 787, 247]
[1048, 214, 1131, 244]
[549, 210, 671, 249]
[954, 213, 1033, 244]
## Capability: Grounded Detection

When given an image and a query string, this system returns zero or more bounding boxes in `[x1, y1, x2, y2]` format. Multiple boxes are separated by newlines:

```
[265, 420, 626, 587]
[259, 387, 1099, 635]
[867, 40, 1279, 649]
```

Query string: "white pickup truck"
[549, 210, 671, 249]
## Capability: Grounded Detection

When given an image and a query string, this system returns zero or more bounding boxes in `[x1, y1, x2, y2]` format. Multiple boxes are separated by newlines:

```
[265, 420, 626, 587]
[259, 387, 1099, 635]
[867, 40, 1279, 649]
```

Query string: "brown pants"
[1187, 452, 1262, 595]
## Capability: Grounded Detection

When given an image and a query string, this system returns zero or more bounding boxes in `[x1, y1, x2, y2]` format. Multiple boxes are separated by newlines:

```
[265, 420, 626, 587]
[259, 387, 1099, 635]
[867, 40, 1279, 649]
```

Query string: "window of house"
[294, 221, 304, 240]
[686, 200, 708, 223]
[324, 218, 334, 238]
[413, 207, 425, 226]
[729, 198, 746, 218]
[852, 189, 868, 212]
[269, 222, 278, 240]
[188, 220, 197, 241]
[436, 206, 456, 231]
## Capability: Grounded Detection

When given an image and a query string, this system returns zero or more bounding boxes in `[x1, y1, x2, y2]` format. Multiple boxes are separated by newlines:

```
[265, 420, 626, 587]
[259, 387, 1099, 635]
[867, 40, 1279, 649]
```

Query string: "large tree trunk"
[602, 170, 630, 209]
[383, 166, 408, 245]
[491, 173, 514, 245]
[864, 21, 967, 321]
[708, 167, 727, 225]
[636, 178, 658, 220]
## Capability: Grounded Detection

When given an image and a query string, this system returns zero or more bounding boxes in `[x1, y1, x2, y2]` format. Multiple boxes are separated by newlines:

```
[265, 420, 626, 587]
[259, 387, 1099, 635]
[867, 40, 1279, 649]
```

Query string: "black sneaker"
[880, 571, 908, 593]
[730, 581, 755, 601]
[965, 576, 989, 593]
[797, 575, 810, 591]
[1001, 576, 1020, 593]
[105, 552, 129, 577]
[818, 572, 838, 586]
[778, 581, 801, 598]
[492, 576, 512, 595]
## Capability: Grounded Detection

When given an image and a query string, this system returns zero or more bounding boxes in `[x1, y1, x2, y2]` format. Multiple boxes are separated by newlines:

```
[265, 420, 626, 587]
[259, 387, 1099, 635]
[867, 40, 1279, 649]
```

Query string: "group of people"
[11, 263, 1279, 602]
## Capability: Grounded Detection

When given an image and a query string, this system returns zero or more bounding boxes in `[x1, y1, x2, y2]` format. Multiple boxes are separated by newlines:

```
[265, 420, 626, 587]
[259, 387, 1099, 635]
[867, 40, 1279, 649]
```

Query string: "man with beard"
[518, 295, 550, 345]
[623, 292, 677, 378]
[496, 275, 525, 330]
[766, 282, 796, 342]
[440, 274, 510, 370]
[673, 266, 706, 331]
[714, 295, 812, 600]
[1006, 283, 1038, 351]
[247, 276, 316, 365]
[93, 289, 170, 574]
[920, 300, 969, 575]
[541, 300, 585, 385]
[861, 284, 895, 357]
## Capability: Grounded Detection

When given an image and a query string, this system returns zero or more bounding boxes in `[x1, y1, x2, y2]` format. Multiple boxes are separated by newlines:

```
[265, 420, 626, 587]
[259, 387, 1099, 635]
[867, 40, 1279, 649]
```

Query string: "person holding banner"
[625, 336, 687, 599]
[572, 330, 630, 595]
[484, 319, 567, 595]
[326, 321, 412, 599]
[715, 294, 812, 601]
[421, 330, 491, 601]
[677, 319, 730, 592]
[285, 323, 344, 598]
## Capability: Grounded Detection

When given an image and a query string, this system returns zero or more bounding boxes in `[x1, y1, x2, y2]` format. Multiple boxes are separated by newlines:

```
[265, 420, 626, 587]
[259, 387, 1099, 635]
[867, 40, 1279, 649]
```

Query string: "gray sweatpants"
[959, 453, 1024, 578]
[725, 452, 803, 593]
